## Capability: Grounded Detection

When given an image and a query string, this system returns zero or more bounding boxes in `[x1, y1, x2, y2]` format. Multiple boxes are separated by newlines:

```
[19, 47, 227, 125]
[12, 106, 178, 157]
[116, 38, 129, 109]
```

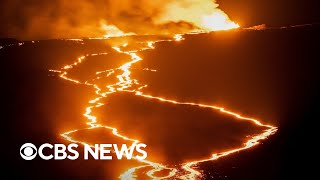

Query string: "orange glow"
[98, 1, 240, 38]
[174, 34, 184, 41]
[50, 32, 277, 179]
[154, 0, 239, 33]
[201, 12, 240, 31]
[100, 20, 135, 38]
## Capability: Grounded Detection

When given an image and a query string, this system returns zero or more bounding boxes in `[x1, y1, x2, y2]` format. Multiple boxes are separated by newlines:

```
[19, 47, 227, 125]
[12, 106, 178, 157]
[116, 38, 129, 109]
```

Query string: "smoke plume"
[0, 0, 237, 40]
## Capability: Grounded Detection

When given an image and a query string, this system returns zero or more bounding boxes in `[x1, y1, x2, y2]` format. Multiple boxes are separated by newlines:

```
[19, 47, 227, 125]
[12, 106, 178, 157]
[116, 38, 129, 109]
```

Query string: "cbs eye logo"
[20, 143, 37, 160]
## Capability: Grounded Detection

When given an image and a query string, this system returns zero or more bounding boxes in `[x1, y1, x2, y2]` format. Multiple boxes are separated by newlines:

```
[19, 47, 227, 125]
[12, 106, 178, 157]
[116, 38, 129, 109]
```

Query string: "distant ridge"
[0, 38, 21, 46]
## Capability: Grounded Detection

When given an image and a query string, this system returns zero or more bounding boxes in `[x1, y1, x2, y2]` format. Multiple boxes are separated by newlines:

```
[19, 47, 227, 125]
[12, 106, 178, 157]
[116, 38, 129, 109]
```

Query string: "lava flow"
[49, 30, 277, 179]
[48, 7, 275, 179]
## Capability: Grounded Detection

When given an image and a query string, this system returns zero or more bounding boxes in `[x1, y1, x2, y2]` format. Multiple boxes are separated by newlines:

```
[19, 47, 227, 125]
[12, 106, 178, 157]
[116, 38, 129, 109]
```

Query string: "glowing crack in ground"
[49, 34, 277, 179]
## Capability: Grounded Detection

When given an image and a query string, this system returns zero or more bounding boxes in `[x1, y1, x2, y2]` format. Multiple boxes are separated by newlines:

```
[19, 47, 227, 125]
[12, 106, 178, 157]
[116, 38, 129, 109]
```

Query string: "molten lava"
[46, 4, 278, 179]
[50, 29, 277, 179]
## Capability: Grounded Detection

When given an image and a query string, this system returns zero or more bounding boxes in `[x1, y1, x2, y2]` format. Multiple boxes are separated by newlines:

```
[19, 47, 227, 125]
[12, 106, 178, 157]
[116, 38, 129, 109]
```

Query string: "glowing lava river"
[49, 33, 277, 179]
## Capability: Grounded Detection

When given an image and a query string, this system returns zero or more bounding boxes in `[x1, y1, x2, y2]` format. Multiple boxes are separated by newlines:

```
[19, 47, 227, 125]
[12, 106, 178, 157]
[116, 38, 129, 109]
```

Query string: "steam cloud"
[0, 0, 231, 40]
